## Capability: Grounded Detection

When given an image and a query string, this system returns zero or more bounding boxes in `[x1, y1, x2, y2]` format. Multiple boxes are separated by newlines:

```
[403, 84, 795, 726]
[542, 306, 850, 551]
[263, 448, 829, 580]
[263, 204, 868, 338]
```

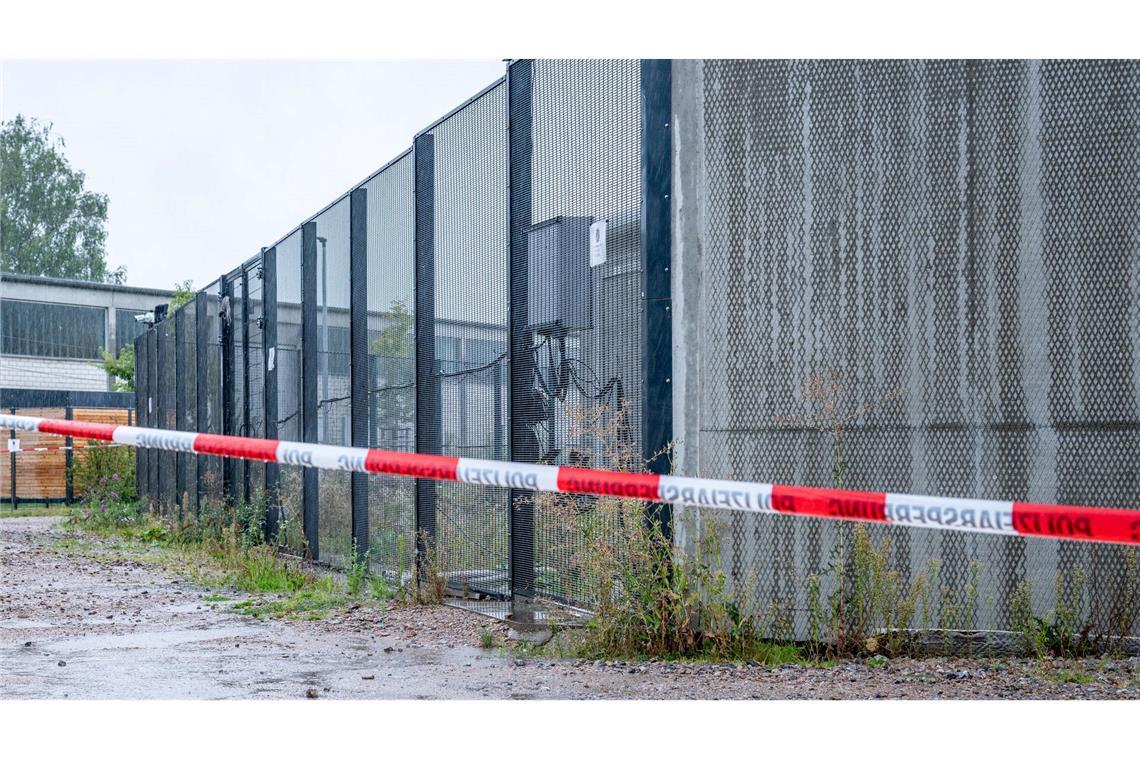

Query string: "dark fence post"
[134, 334, 145, 504]
[155, 313, 168, 513]
[262, 247, 280, 541]
[350, 185, 369, 561]
[220, 275, 235, 506]
[507, 59, 536, 600]
[241, 266, 252, 506]
[64, 406, 74, 505]
[301, 221, 320, 560]
[640, 59, 674, 540]
[414, 132, 439, 571]
[8, 407, 16, 509]
[147, 330, 158, 508]
[194, 290, 209, 514]
[174, 306, 186, 519]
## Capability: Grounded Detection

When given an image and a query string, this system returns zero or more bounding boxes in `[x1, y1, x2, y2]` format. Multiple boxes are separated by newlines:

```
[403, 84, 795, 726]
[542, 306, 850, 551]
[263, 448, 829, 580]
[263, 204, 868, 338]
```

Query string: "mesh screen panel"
[512, 60, 644, 606]
[179, 301, 197, 514]
[200, 281, 224, 505]
[245, 257, 266, 508]
[226, 270, 246, 505]
[134, 334, 149, 503]
[426, 82, 510, 597]
[313, 200, 353, 567]
[274, 231, 306, 552]
[158, 317, 177, 513]
[365, 154, 416, 582]
[680, 59, 1140, 638]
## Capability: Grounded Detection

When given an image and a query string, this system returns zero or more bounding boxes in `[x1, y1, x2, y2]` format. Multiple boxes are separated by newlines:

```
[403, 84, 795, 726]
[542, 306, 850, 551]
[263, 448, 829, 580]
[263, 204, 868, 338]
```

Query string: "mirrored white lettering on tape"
[457, 459, 558, 491]
[114, 426, 197, 452]
[277, 442, 367, 472]
[0, 414, 41, 432]
[885, 494, 1015, 535]
[659, 475, 774, 512]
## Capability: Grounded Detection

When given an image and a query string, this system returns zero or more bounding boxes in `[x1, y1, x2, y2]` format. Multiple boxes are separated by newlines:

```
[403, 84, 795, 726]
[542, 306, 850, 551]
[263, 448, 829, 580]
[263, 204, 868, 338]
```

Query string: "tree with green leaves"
[1, 115, 125, 283]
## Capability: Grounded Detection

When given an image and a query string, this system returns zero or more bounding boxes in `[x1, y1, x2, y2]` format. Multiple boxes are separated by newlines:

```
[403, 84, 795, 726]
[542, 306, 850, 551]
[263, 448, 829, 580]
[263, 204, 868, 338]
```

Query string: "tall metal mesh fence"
[200, 281, 224, 505]
[365, 153, 416, 583]
[313, 199, 354, 567]
[511, 59, 644, 607]
[427, 81, 510, 597]
[123, 59, 1138, 639]
[676, 59, 1140, 638]
[245, 256, 266, 508]
[178, 300, 197, 515]
[274, 231, 306, 552]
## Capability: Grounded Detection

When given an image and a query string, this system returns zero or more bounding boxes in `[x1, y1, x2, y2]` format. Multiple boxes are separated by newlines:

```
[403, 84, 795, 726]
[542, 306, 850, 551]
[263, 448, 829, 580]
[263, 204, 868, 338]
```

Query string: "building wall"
[672, 59, 1140, 637]
[1, 273, 174, 392]
[0, 355, 109, 392]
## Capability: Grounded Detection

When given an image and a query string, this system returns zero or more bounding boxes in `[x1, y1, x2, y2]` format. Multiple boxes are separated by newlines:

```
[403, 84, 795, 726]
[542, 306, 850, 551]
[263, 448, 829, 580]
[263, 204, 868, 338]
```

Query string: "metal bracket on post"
[413, 132, 439, 575]
[194, 290, 209, 515]
[640, 59, 675, 541]
[507, 59, 536, 601]
[350, 186, 369, 562]
[301, 222, 320, 560]
[262, 247, 280, 541]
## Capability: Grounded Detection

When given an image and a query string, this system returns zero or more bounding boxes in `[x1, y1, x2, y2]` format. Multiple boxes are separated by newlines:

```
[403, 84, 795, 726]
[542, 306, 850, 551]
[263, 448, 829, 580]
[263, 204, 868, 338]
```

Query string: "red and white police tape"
[2, 412, 1138, 547]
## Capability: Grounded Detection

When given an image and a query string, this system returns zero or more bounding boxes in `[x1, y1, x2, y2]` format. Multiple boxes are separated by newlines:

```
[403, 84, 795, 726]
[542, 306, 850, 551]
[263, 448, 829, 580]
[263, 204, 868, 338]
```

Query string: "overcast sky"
[1, 60, 505, 290]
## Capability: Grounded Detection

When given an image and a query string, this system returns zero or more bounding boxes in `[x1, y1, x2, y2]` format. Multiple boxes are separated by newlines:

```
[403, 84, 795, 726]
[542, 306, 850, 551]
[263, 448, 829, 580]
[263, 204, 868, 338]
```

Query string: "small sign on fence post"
[7, 438, 19, 453]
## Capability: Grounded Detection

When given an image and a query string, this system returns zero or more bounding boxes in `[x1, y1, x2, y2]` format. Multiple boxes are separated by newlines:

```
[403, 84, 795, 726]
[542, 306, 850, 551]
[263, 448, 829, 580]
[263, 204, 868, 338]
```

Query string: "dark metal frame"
[640, 59, 674, 539]
[349, 186, 369, 560]
[262, 247, 280, 539]
[506, 58, 536, 599]
[301, 221, 319, 559]
[194, 290, 209, 513]
[413, 133, 439, 570]
[220, 274, 235, 504]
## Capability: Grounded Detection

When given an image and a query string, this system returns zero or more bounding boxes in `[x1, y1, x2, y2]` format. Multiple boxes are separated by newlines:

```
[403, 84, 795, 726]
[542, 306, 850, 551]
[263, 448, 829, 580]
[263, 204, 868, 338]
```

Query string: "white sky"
[0, 60, 504, 290]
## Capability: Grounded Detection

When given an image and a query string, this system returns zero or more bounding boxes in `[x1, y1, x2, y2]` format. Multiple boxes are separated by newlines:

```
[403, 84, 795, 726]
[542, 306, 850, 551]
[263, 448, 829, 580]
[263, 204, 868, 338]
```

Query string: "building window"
[115, 309, 148, 355]
[0, 299, 107, 360]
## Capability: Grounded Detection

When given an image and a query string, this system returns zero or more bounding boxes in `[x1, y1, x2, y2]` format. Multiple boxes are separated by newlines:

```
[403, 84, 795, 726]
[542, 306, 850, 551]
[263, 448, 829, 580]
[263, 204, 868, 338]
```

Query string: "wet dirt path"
[2, 516, 1137, 699]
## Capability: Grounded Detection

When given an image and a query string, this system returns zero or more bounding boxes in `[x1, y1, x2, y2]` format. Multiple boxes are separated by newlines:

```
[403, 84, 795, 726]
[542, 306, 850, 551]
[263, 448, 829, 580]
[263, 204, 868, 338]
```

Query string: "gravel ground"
[2, 516, 1137, 700]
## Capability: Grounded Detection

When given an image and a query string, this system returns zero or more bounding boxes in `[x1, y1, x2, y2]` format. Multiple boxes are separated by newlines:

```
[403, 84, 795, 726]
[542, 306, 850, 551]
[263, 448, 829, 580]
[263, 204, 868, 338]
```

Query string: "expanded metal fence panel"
[428, 82, 510, 597]
[134, 334, 149, 504]
[146, 329, 158, 507]
[200, 281, 224, 506]
[313, 200, 353, 568]
[245, 257, 266, 509]
[514, 60, 644, 607]
[226, 269, 246, 506]
[682, 59, 1140, 639]
[178, 301, 197, 515]
[364, 154, 416, 582]
[157, 317, 177, 513]
[274, 231, 306, 552]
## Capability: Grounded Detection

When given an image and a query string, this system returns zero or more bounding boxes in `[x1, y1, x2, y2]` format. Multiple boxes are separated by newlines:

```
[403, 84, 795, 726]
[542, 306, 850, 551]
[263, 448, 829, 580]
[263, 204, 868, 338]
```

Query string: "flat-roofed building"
[0, 272, 173, 391]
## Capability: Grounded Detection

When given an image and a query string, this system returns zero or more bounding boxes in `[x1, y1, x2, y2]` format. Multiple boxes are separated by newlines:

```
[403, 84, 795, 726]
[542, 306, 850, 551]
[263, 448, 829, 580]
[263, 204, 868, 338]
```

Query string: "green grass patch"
[1, 504, 75, 518]
[202, 593, 232, 602]
[231, 577, 350, 621]
[1049, 670, 1094, 685]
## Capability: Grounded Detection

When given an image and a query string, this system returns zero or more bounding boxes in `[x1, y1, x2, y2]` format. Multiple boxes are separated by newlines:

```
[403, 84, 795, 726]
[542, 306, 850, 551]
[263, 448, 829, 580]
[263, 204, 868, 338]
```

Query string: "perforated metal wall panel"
[674, 59, 1140, 638]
